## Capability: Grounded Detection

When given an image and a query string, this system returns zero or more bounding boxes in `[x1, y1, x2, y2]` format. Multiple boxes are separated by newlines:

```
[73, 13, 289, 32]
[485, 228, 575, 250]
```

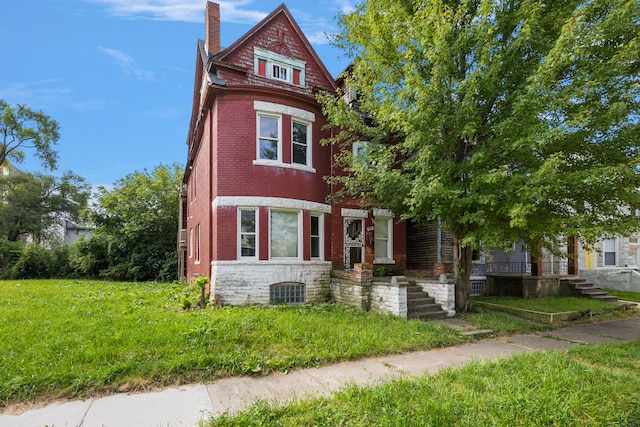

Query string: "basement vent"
[270, 283, 306, 305]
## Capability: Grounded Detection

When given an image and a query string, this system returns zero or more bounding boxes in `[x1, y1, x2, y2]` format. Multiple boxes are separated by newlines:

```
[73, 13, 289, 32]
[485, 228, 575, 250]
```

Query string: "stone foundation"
[210, 260, 332, 306]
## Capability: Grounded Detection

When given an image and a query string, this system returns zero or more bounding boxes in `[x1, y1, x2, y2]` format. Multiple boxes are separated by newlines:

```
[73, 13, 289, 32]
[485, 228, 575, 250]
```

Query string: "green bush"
[9, 245, 55, 279]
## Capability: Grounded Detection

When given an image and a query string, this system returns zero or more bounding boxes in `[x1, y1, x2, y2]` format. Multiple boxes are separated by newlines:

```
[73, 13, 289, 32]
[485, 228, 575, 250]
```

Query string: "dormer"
[254, 47, 306, 87]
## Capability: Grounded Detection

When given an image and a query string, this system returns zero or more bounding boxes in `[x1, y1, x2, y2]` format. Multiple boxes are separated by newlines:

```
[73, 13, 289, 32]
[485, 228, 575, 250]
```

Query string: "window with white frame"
[254, 47, 305, 86]
[292, 120, 311, 166]
[604, 238, 616, 266]
[374, 217, 393, 262]
[239, 209, 257, 258]
[310, 214, 322, 259]
[270, 210, 299, 258]
[189, 228, 193, 259]
[195, 224, 200, 263]
[258, 114, 280, 161]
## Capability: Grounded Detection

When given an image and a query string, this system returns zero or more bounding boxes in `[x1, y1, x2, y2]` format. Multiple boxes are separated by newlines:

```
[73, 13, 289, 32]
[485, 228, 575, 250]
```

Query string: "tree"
[0, 171, 90, 244]
[0, 99, 60, 170]
[320, 0, 640, 310]
[86, 163, 182, 281]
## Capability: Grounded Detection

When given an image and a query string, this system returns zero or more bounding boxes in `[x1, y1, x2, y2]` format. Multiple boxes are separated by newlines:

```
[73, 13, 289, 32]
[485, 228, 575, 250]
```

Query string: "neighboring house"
[63, 221, 93, 245]
[178, 2, 409, 305]
[578, 236, 640, 292]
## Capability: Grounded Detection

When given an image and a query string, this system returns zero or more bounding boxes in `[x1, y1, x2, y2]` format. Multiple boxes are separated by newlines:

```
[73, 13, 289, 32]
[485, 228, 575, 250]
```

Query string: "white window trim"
[269, 209, 302, 260]
[254, 47, 306, 86]
[603, 237, 618, 267]
[292, 118, 312, 168]
[189, 228, 193, 259]
[195, 224, 201, 264]
[310, 213, 323, 260]
[253, 101, 316, 172]
[256, 112, 282, 163]
[238, 208, 259, 260]
[373, 216, 395, 265]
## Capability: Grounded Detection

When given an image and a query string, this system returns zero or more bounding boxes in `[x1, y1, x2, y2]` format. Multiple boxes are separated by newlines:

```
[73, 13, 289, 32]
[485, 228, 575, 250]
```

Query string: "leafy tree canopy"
[86, 163, 182, 281]
[0, 171, 90, 244]
[319, 0, 640, 309]
[0, 99, 60, 170]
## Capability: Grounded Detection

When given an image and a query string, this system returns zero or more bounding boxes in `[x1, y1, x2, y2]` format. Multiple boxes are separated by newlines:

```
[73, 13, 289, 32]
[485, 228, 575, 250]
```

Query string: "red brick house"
[178, 2, 409, 305]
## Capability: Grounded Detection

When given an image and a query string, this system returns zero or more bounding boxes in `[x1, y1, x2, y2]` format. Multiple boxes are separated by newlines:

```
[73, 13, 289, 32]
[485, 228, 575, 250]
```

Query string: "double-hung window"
[254, 47, 305, 87]
[373, 209, 394, 264]
[270, 210, 300, 258]
[603, 238, 616, 266]
[292, 120, 311, 166]
[310, 214, 322, 259]
[239, 209, 258, 258]
[258, 114, 280, 161]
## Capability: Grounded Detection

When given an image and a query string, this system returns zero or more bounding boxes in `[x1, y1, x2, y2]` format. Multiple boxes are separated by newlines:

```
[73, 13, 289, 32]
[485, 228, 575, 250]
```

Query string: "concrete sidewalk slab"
[82, 385, 212, 427]
[546, 317, 640, 344]
[207, 358, 402, 417]
[501, 334, 579, 351]
[0, 399, 91, 427]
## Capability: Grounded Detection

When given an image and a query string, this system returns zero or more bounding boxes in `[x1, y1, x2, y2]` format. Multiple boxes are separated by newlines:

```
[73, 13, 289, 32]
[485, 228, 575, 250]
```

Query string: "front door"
[344, 218, 364, 270]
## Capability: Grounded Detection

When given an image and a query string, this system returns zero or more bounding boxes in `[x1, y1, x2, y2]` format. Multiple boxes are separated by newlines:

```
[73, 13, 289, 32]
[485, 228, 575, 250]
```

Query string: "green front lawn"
[607, 290, 640, 303]
[471, 295, 631, 323]
[208, 340, 640, 426]
[0, 280, 465, 406]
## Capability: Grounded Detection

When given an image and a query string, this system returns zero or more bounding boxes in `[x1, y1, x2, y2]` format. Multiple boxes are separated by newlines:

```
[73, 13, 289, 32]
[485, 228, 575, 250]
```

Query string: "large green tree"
[320, 0, 640, 309]
[85, 163, 182, 281]
[0, 171, 90, 244]
[0, 99, 60, 170]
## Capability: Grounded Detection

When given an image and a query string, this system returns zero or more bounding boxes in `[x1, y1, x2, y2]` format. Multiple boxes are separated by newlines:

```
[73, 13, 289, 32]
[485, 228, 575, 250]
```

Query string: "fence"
[475, 260, 568, 276]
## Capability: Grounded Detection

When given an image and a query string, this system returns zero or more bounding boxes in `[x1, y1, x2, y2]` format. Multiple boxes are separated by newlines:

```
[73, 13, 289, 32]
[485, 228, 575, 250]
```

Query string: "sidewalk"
[2, 317, 640, 427]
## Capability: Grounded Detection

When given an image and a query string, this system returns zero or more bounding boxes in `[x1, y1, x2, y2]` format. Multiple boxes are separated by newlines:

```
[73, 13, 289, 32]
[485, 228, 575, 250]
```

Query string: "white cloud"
[98, 47, 156, 81]
[334, 0, 355, 14]
[87, 0, 267, 23]
[0, 80, 74, 108]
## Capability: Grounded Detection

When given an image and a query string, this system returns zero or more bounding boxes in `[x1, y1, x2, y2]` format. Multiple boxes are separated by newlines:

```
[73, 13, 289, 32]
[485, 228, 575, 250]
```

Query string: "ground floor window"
[270, 283, 306, 304]
[239, 209, 257, 258]
[604, 238, 616, 266]
[310, 214, 322, 259]
[270, 210, 299, 258]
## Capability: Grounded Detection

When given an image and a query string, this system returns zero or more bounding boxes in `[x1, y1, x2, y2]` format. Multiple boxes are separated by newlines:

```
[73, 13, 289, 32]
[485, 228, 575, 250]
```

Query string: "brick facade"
[178, 2, 419, 305]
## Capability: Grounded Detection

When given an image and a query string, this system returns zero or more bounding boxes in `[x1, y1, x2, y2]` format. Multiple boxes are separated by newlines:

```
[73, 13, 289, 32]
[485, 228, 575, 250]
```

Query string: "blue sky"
[0, 0, 354, 189]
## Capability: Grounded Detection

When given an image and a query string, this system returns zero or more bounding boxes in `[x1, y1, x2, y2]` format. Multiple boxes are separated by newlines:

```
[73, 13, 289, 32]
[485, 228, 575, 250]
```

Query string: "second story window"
[292, 120, 310, 166]
[254, 47, 305, 87]
[258, 114, 280, 161]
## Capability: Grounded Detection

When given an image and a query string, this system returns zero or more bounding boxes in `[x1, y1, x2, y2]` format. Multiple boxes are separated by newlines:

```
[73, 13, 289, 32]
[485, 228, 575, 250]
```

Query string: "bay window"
[270, 210, 299, 258]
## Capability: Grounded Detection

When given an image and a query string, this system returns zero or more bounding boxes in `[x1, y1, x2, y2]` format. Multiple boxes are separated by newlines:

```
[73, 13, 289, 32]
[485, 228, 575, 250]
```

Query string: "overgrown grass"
[208, 340, 640, 426]
[459, 308, 554, 334]
[0, 280, 465, 407]
[472, 295, 630, 323]
[608, 290, 640, 303]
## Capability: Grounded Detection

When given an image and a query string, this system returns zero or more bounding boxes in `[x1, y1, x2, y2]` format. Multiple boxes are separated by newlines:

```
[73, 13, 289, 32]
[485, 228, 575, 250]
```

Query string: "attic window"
[254, 47, 305, 87]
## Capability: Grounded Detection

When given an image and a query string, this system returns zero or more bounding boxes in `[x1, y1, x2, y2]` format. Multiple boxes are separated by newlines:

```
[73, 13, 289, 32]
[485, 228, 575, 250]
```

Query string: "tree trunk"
[452, 232, 473, 311]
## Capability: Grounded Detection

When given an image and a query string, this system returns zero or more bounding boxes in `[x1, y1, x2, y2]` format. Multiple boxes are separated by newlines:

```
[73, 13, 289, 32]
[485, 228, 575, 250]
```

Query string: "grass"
[208, 340, 640, 426]
[471, 295, 628, 323]
[0, 279, 465, 407]
[608, 290, 640, 303]
[459, 308, 554, 334]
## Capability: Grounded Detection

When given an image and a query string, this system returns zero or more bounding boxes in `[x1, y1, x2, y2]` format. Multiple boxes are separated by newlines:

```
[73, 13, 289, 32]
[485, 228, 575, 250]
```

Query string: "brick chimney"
[205, 1, 221, 55]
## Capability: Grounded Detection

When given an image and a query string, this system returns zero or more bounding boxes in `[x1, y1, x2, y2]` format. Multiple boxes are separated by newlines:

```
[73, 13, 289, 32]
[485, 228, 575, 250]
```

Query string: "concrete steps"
[406, 283, 448, 320]
[564, 278, 618, 303]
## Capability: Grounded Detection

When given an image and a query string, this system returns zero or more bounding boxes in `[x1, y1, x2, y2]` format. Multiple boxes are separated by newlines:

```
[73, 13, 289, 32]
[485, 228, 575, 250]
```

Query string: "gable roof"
[212, 3, 337, 92]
